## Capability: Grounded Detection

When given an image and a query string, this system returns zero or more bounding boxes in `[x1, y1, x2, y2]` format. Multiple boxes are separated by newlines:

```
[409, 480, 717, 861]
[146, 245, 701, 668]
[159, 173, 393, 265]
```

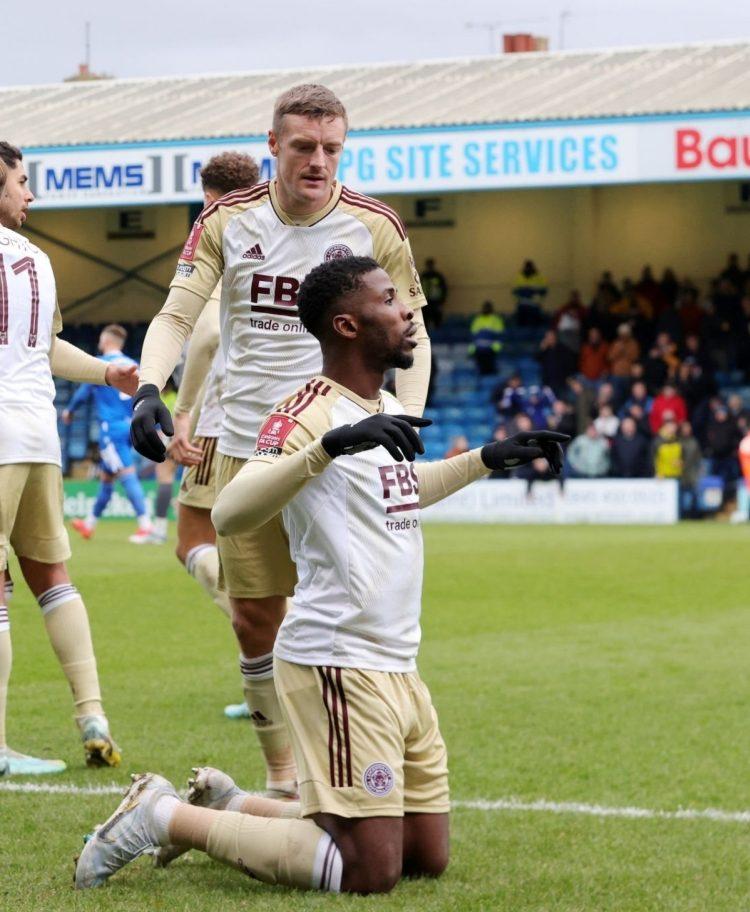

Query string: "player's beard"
[389, 348, 415, 371]
[362, 324, 414, 373]
[374, 343, 414, 373]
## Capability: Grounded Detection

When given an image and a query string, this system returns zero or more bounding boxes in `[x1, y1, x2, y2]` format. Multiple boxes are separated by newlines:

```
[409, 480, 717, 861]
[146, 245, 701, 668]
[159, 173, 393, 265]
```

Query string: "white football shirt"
[250, 378, 424, 673]
[0, 226, 62, 466]
[170, 180, 425, 459]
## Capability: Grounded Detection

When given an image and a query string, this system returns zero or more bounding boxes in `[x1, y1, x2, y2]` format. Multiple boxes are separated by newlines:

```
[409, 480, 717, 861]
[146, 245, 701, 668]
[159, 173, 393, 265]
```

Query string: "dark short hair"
[0, 143, 22, 191]
[200, 151, 259, 196]
[297, 256, 380, 339]
[0, 142, 22, 170]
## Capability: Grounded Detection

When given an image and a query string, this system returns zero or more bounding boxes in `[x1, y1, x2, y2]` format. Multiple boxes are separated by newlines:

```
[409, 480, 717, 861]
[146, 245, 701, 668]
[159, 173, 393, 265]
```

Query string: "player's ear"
[331, 312, 358, 340]
[268, 129, 279, 157]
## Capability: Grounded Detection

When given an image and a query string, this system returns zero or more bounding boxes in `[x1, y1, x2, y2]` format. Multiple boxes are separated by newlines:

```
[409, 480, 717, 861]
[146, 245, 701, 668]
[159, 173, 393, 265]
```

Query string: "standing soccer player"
[0, 143, 132, 774]
[63, 324, 153, 542]
[168, 152, 261, 624]
[75, 257, 566, 893]
[130, 85, 431, 796]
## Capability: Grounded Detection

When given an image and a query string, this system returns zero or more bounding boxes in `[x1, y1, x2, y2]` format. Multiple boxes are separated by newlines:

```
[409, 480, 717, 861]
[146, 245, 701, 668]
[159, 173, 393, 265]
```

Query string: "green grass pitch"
[2, 522, 750, 911]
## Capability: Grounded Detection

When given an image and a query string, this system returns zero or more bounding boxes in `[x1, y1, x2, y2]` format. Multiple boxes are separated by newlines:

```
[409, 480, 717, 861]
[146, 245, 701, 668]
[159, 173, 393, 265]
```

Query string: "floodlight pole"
[558, 10, 572, 50]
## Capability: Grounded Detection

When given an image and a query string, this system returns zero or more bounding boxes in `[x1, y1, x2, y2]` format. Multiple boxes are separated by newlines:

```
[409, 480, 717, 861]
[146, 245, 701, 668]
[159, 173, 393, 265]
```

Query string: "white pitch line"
[0, 781, 125, 795]
[452, 798, 750, 823]
[1, 782, 750, 823]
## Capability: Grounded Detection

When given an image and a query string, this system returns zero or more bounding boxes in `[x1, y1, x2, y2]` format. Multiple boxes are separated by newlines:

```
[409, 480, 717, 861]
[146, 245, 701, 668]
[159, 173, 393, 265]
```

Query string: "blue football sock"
[120, 473, 148, 519]
[92, 482, 114, 519]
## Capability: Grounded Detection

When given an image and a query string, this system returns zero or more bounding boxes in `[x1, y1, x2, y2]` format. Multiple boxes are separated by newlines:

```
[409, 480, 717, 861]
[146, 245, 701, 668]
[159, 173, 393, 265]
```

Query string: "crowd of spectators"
[466, 255, 750, 511]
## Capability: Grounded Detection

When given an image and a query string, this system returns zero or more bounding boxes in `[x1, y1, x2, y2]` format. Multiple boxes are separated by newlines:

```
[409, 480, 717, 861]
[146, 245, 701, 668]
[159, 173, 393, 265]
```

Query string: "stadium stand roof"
[4, 41, 750, 148]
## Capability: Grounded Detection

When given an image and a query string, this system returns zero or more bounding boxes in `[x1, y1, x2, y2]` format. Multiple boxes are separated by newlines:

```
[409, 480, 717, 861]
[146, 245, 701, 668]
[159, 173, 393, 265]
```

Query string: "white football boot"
[75, 772, 179, 888]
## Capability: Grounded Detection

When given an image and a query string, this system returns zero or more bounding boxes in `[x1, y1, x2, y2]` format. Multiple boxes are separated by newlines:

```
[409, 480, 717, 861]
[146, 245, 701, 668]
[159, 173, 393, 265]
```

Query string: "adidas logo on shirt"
[242, 243, 265, 261]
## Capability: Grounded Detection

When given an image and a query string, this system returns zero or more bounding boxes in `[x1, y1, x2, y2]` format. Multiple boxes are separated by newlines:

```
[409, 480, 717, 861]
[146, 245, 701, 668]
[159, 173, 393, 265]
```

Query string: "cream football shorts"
[0, 463, 71, 571]
[214, 452, 297, 598]
[275, 657, 450, 818]
[178, 436, 219, 511]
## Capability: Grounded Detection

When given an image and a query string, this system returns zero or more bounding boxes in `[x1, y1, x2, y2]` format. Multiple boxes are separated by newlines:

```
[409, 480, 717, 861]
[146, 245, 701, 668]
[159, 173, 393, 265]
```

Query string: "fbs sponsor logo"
[324, 244, 353, 261]
[175, 263, 195, 279]
[363, 762, 394, 797]
[242, 243, 265, 261]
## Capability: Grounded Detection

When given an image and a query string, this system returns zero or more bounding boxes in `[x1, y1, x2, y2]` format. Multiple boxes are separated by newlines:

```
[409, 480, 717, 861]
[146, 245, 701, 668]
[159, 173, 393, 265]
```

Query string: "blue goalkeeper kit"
[66, 353, 137, 474]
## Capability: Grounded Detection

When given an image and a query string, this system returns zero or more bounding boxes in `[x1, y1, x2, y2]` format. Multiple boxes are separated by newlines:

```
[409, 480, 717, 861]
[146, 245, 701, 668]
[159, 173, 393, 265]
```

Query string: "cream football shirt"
[170, 180, 425, 460]
[247, 377, 424, 673]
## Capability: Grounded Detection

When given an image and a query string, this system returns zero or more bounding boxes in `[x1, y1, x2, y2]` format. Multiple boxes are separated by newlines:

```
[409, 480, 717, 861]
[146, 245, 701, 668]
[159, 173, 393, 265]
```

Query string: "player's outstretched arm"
[417, 430, 569, 508]
[394, 308, 431, 417]
[212, 442, 332, 536]
[173, 291, 221, 419]
[49, 338, 138, 395]
[212, 414, 431, 536]
[49, 338, 107, 385]
[131, 286, 207, 462]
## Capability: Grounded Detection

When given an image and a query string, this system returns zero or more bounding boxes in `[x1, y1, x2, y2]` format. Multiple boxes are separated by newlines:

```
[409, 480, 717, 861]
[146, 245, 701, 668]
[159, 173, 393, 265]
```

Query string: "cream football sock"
[240, 653, 297, 792]
[185, 544, 231, 618]
[166, 806, 342, 892]
[225, 792, 300, 818]
[38, 585, 103, 718]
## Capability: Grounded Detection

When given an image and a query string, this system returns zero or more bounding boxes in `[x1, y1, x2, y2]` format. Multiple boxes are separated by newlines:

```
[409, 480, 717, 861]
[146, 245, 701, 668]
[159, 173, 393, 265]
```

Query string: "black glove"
[322, 413, 432, 462]
[481, 430, 569, 475]
[130, 384, 174, 462]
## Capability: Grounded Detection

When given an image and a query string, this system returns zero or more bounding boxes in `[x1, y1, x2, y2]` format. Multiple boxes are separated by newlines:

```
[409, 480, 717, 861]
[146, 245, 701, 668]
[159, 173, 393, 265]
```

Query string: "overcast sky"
[3, 0, 750, 85]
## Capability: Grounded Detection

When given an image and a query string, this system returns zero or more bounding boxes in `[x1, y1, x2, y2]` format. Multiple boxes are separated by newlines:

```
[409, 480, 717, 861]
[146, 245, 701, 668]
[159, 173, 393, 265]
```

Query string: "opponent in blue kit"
[63, 324, 154, 543]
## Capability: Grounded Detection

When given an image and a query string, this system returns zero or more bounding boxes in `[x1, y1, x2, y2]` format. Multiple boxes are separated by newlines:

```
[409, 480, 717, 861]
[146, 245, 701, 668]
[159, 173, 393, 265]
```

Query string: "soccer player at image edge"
[0, 143, 131, 775]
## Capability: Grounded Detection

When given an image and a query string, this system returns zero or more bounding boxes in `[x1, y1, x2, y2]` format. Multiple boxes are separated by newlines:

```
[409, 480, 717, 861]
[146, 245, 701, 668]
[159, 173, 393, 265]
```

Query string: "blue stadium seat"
[467, 423, 494, 447]
[422, 442, 447, 461]
[442, 423, 466, 440]
[420, 424, 444, 443]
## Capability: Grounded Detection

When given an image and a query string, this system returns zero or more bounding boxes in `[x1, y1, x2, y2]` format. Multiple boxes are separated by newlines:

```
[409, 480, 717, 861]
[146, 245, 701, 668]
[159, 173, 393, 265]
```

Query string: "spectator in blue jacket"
[610, 417, 651, 477]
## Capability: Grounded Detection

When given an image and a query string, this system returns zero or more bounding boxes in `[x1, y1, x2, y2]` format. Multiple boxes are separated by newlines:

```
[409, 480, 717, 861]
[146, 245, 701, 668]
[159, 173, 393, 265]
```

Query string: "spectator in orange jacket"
[579, 327, 610, 382]
[649, 382, 688, 435]
[607, 323, 640, 378]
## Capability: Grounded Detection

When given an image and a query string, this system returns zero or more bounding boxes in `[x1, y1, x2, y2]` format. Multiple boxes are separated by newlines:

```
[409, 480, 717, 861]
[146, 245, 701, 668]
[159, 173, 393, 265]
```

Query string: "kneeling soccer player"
[75, 256, 566, 893]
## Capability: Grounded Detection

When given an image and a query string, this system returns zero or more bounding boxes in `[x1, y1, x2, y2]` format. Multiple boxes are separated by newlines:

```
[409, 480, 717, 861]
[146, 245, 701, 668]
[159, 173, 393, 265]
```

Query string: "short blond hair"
[102, 323, 127, 345]
[272, 84, 348, 135]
